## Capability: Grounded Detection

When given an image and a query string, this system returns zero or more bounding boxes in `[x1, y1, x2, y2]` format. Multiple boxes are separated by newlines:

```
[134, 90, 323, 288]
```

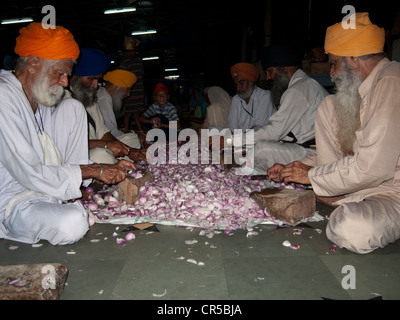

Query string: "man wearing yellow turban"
[228, 62, 276, 130]
[97, 69, 144, 151]
[0, 23, 136, 245]
[267, 13, 400, 254]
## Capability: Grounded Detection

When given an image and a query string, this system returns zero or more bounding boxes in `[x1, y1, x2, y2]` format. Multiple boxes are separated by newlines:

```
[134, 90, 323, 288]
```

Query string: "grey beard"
[270, 70, 289, 108]
[71, 78, 97, 107]
[238, 85, 254, 101]
[332, 64, 363, 157]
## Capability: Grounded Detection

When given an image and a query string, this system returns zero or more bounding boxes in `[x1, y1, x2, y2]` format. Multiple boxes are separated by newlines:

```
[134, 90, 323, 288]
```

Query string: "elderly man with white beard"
[267, 13, 400, 254]
[97, 69, 142, 148]
[0, 23, 136, 245]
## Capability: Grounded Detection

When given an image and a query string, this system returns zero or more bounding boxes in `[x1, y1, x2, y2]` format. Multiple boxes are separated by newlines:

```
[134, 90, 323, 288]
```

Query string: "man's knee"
[326, 203, 376, 254]
[50, 204, 89, 245]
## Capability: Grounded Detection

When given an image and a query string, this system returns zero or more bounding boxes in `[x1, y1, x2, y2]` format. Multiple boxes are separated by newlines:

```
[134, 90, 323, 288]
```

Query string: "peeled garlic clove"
[282, 240, 291, 247]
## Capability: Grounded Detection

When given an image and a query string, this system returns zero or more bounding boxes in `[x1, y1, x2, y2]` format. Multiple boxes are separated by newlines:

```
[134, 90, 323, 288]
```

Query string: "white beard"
[112, 90, 126, 119]
[332, 62, 363, 157]
[32, 67, 65, 107]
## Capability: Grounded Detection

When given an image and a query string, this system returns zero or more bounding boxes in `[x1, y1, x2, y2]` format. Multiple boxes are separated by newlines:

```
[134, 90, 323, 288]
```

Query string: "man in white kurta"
[0, 70, 89, 245]
[97, 69, 141, 150]
[268, 13, 400, 254]
[0, 23, 136, 245]
[228, 63, 276, 131]
[251, 64, 328, 173]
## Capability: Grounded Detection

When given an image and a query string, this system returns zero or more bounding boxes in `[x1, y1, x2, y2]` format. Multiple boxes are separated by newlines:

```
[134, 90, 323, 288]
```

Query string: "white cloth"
[202, 86, 231, 129]
[254, 70, 328, 144]
[97, 87, 140, 148]
[97, 86, 125, 137]
[250, 69, 328, 172]
[84, 90, 140, 164]
[0, 70, 89, 244]
[228, 86, 276, 131]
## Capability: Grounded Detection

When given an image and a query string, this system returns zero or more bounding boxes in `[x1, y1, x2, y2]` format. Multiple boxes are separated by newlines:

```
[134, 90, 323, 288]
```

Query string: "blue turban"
[73, 48, 111, 76]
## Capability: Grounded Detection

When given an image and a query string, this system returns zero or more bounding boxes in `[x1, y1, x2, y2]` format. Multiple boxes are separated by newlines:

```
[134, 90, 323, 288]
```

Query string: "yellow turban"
[103, 69, 137, 88]
[14, 22, 80, 60]
[324, 12, 385, 57]
[230, 63, 259, 82]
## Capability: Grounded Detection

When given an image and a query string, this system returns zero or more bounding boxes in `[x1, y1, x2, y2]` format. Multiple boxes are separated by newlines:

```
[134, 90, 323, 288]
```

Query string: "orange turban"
[230, 63, 259, 82]
[103, 69, 137, 88]
[324, 12, 385, 57]
[14, 22, 80, 60]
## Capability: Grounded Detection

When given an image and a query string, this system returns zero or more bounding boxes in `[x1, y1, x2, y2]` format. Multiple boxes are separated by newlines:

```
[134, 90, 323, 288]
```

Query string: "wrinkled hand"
[99, 160, 137, 184]
[107, 140, 130, 158]
[128, 149, 147, 163]
[267, 163, 285, 182]
[271, 161, 312, 185]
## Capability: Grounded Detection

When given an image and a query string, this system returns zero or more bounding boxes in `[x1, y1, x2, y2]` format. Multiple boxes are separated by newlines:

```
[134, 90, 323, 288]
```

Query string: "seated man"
[245, 44, 328, 174]
[69, 48, 146, 164]
[0, 22, 135, 245]
[97, 69, 142, 148]
[228, 62, 276, 131]
[268, 13, 400, 254]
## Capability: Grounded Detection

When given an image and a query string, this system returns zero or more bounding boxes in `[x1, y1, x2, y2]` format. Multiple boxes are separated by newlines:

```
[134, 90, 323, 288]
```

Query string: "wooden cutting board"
[0, 263, 68, 300]
[118, 171, 154, 204]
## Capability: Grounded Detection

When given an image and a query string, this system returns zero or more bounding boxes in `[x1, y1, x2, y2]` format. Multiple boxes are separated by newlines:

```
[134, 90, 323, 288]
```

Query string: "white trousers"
[3, 197, 88, 245]
[252, 140, 314, 174]
[326, 194, 400, 254]
[0, 98, 90, 245]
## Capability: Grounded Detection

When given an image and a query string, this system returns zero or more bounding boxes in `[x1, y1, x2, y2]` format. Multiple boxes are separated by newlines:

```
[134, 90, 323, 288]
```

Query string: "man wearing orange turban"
[0, 22, 136, 246]
[15, 22, 80, 60]
[267, 13, 400, 255]
[228, 62, 276, 131]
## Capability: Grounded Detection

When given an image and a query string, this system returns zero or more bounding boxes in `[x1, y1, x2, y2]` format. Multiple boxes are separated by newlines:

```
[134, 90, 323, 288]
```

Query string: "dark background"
[1, 0, 399, 95]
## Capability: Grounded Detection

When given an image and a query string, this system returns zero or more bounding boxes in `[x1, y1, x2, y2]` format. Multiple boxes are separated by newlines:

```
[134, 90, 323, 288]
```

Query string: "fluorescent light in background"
[104, 7, 136, 14]
[165, 68, 178, 71]
[1, 17, 33, 25]
[165, 75, 180, 80]
[131, 30, 157, 36]
[142, 56, 159, 61]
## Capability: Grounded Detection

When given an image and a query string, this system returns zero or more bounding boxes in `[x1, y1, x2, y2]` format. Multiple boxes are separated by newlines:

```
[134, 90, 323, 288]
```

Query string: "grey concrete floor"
[1, 202, 400, 303]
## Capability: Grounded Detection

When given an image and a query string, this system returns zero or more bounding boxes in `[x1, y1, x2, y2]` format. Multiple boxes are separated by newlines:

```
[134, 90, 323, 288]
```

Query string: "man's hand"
[267, 161, 312, 185]
[99, 160, 137, 185]
[128, 149, 147, 163]
[280, 161, 312, 185]
[267, 163, 285, 182]
[106, 140, 130, 158]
